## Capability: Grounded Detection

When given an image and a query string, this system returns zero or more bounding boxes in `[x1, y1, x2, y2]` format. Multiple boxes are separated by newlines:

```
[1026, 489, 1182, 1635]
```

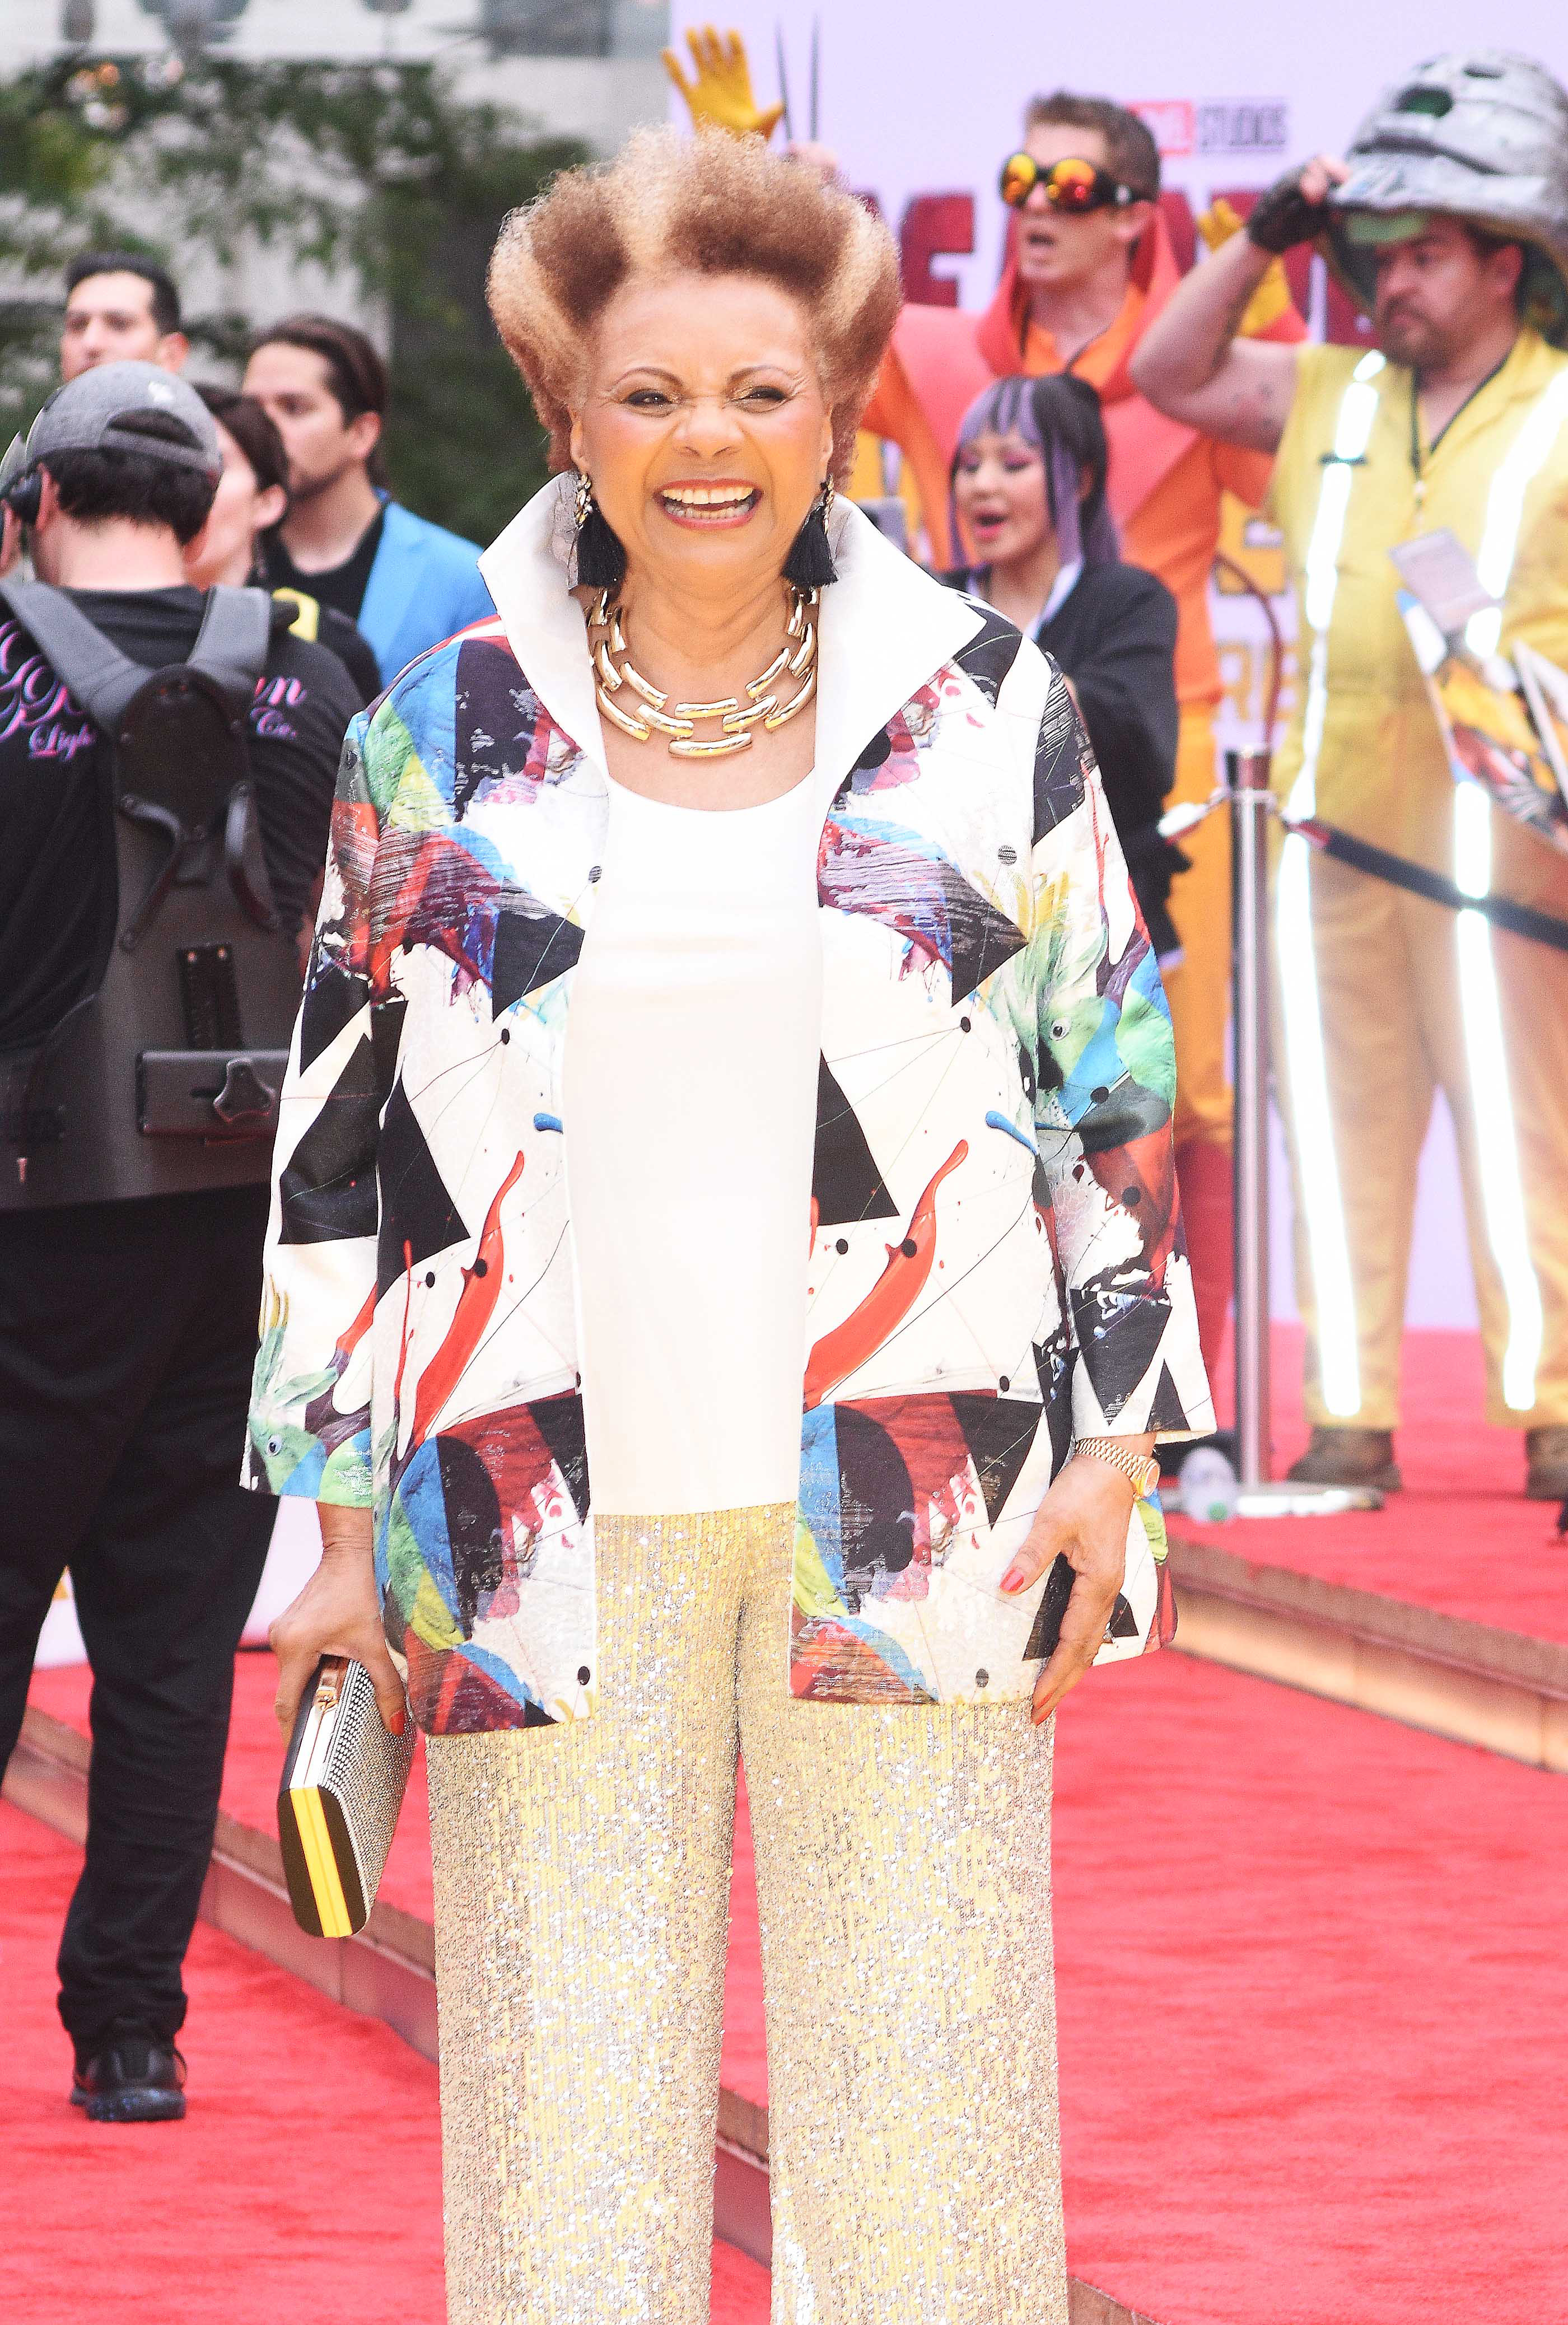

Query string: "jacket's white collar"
[478, 475, 983, 788]
[479, 476, 605, 772]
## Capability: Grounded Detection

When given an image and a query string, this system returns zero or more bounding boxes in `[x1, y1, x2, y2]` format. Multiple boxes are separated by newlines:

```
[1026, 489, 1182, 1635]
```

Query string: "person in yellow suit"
[1133, 49, 1568, 1496]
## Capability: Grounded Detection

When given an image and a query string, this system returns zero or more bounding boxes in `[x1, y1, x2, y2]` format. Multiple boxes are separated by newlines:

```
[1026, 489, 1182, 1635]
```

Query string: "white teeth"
[661, 485, 755, 508]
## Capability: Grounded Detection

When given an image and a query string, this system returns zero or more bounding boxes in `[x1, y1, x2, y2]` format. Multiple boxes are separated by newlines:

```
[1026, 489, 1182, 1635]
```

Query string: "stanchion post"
[1222, 754, 1384, 1517]
[1229, 750, 1273, 1490]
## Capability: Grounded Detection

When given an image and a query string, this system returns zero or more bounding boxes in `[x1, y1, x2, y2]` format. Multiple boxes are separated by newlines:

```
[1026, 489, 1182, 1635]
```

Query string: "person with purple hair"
[946, 372, 1183, 959]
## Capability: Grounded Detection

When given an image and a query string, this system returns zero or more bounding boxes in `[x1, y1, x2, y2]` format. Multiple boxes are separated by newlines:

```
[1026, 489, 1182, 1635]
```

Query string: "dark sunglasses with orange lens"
[997, 152, 1145, 213]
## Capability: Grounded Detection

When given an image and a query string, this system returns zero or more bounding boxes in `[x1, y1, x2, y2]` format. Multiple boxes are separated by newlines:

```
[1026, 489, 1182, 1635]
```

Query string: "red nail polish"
[1000, 1569, 1021, 1594]
[390, 1707, 407, 1736]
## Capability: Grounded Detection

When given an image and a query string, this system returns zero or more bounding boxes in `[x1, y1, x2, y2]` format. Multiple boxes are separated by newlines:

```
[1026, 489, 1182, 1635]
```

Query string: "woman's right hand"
[270, 1504, 408, 1742]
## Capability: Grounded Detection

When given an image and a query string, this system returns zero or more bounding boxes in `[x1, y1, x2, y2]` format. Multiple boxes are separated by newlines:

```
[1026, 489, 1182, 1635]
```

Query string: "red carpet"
[25, 1656, 769, 2125]
[27, 1652, 435, 1920]
[22, 1318, 1566, 2322]
[712, 1654, 1568, 2323]
[1190, 1323, 1568, 1641]
[1051, 1654, 1568, 2324]
[3, 1801, 769, 2321]
[3, 1799, 446, 2323]
[19, 1664, 1565, 2322]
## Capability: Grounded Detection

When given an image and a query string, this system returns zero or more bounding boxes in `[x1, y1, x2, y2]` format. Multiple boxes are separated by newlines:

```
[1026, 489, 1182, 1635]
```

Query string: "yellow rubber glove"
[661, 25, 786, 142]
[1197, 196, 1296, 337]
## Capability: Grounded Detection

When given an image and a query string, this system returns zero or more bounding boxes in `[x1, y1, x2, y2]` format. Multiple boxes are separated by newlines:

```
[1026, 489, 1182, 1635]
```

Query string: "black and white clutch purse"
[278, 1656, 414, 1938]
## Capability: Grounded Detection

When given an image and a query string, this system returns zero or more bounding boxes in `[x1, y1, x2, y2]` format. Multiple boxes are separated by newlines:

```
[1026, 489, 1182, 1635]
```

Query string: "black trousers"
[0, 1185, 275, 2057]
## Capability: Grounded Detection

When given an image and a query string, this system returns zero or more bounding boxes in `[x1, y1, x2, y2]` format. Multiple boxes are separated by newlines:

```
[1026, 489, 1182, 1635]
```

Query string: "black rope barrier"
[1287, 815, 1568, 956]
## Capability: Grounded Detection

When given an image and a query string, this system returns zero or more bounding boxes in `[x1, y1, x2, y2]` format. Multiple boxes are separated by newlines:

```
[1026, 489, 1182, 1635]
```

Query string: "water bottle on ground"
[1179, 1445, 1239, 1524]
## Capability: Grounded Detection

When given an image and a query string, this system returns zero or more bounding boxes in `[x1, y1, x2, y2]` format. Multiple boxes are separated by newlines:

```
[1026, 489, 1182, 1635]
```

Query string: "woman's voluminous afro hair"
[487, 125, 903, 485]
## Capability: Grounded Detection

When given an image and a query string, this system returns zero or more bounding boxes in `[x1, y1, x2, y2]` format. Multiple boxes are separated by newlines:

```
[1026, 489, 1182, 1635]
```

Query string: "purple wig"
[951, 371, 1119, 571]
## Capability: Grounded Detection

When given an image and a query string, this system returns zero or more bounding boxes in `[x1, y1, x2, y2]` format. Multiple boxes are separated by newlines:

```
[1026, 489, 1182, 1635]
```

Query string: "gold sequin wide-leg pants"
[426, 1506, 1066, 2324]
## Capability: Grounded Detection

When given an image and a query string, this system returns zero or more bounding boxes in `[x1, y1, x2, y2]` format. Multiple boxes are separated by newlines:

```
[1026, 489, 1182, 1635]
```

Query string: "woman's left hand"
[999, 1449, 1147, 1724]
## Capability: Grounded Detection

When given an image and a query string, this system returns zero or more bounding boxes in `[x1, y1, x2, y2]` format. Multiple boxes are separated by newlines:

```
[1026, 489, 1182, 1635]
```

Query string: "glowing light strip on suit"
[1463, 366, 1568, 657]
[1449, 363, 1568, 1409]
[1453, 785, 1542, 1408]
[1276, 351, 1385, 1418]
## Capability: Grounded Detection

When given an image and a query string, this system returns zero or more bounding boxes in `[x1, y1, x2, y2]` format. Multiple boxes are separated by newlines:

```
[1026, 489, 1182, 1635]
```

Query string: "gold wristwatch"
[1071, 1437, 1162, 1500]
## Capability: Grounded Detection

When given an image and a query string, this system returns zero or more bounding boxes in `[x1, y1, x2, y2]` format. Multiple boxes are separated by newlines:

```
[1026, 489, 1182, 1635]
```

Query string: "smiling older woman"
[250, 126, 1212, 2324]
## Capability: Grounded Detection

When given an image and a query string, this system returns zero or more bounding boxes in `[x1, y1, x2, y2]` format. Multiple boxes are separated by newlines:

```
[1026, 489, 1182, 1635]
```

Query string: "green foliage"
[0, 57, 587, 541]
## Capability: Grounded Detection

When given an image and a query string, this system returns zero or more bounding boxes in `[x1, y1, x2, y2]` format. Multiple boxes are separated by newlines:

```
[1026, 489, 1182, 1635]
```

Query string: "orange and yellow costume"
[864, 220, 1305, 1367]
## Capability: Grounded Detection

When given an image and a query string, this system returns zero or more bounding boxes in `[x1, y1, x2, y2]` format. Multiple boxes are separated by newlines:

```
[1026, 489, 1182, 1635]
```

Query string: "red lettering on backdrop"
[1159, 190, 1197, 277]
[1135, 99, 1196, 159]
[900, 192, 975, 309]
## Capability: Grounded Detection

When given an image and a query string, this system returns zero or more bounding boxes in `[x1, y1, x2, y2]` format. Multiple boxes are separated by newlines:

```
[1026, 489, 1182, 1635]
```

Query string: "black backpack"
[0, 582, 306, 1210]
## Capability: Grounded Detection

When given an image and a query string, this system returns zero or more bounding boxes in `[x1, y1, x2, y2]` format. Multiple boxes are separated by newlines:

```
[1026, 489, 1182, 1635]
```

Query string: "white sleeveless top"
[562, 771, 825, 1516]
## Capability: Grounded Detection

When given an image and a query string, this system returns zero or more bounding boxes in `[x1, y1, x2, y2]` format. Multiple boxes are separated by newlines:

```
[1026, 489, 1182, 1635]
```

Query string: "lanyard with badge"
[1407, 353, 1510, 513]
[1391, 368, 1568, 847]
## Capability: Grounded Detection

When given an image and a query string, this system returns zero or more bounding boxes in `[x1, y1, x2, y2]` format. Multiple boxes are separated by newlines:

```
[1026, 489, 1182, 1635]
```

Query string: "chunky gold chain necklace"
[588, 584, 818, 760]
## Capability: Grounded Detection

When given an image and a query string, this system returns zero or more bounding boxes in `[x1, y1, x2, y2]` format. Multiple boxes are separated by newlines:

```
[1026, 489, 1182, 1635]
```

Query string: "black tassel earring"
[573, 469, 627, 591]
[783, 478, 839, 589]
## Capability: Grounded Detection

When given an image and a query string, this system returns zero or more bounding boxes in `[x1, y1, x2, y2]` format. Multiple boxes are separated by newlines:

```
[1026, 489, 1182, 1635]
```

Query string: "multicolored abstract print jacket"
[245, 483, 1213, 1736]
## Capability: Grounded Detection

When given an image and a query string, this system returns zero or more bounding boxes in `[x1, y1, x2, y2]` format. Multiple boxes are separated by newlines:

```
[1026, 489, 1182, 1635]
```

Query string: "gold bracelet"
[1071, 1437, 1161, 1500]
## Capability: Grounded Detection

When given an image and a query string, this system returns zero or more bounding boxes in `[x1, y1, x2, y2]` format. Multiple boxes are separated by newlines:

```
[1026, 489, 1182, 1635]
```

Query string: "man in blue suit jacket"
[246, 316, 494, 687]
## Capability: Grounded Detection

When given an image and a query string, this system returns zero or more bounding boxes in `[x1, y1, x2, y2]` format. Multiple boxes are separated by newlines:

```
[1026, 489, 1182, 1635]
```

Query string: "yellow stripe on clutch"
[289, 1784, 353, 1938]
[285, 1785, 330, 1927]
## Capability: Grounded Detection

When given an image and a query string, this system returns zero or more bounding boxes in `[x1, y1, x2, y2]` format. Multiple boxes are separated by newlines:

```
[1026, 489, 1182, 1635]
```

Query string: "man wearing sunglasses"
[865, 92, 1304, 1381]
[1130, 50, 1568, 1502]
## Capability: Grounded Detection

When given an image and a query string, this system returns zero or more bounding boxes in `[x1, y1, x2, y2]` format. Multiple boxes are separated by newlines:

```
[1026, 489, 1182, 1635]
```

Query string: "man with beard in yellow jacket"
[1133, 49, 1568, 1497]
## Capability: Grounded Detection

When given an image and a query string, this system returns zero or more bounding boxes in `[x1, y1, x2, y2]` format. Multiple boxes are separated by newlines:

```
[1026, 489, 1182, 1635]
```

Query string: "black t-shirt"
[0, 583, 358, 1056]
[312, 603, 382, 706]
[267, 582, 381, 708]
[263, 508, 385, 623]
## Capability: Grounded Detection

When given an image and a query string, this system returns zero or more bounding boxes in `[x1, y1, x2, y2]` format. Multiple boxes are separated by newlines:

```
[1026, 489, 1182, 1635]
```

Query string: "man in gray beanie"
[0, 362, 360, 2121]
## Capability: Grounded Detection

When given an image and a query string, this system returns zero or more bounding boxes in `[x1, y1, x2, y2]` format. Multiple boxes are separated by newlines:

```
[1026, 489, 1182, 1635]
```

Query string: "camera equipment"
[0, 582, 303, 1207]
